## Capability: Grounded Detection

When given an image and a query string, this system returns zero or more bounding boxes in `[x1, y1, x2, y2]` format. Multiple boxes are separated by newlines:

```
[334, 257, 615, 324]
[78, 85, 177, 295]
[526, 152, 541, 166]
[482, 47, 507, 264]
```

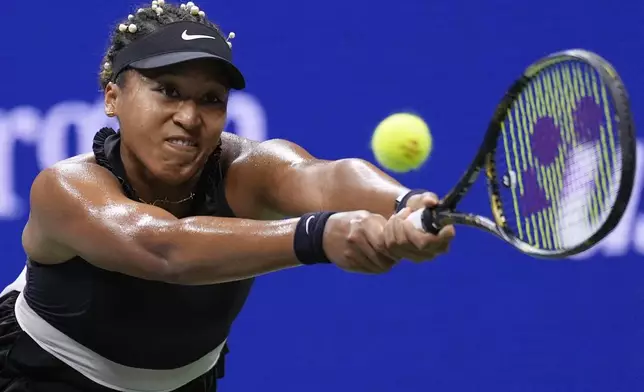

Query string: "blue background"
[1, 0, 643, 391]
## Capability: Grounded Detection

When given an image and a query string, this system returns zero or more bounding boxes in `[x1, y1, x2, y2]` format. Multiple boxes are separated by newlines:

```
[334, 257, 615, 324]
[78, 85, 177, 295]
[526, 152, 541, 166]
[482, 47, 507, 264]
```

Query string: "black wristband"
[293, 212, 336, 265]
[394, 189, 428, 213]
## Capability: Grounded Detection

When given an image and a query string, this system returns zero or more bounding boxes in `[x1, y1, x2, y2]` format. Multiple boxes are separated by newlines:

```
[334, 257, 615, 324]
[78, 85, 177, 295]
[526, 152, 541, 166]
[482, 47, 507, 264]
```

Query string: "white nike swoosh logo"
[181, 30, 216, 41]
[305, 216, 315, 235]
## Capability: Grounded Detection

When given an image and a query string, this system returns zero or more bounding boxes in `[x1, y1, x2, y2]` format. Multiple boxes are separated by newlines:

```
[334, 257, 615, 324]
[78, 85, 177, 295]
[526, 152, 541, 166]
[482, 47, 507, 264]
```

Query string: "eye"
[154, 84, 180, 99]
[201, 93, 223, 105]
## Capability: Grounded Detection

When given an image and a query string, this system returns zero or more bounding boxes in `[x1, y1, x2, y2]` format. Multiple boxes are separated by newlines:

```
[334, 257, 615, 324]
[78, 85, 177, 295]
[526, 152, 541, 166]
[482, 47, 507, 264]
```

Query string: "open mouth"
[167, 138, 197, 148]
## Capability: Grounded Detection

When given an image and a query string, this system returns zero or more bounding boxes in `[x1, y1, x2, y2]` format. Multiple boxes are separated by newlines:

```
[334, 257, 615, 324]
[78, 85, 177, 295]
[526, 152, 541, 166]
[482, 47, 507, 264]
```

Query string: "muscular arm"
[23, 163, 303, 285]
[224, 135, 410, 219]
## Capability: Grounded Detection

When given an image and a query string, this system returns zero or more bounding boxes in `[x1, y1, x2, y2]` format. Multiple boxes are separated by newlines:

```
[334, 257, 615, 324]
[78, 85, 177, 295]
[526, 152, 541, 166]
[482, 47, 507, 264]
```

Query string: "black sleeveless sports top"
[23, 128, 255, 370]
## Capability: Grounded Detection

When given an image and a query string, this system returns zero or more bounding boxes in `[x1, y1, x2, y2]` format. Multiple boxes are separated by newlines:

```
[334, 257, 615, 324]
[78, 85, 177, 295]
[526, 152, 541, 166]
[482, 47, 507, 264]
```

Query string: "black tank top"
[23, 128, 254, 370]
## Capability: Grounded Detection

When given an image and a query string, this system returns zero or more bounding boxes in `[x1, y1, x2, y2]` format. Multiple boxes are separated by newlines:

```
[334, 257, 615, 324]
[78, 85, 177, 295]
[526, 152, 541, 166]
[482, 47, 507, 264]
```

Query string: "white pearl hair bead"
[103, 62, 111, 70]
[156, 7, 164, 15]
[227, 41, 232, 48]
[128, 24, 138, 33]
[128, 14, 134, 21]
[190, 6, 199, 15]
[158, 0, 165, 4]
[228, 32, 235, 39]
[180, 3, 186, 9]
[186, 2, 195, 7]
[119, 24, 127, 32]
[151, 4, 158, 10]
[138, 8, 144, 13]
[152, 0, 158, 5]
[198, 10, 205, 17]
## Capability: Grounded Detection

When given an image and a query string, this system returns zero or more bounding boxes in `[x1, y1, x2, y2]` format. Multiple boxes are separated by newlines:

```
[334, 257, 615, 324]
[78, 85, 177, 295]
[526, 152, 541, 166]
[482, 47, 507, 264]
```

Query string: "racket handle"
[406, 208, 441, 235]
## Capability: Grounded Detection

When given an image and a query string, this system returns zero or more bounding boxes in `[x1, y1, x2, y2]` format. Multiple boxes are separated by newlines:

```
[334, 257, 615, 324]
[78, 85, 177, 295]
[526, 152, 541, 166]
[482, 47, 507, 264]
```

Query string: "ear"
[104, 82, 120, 117]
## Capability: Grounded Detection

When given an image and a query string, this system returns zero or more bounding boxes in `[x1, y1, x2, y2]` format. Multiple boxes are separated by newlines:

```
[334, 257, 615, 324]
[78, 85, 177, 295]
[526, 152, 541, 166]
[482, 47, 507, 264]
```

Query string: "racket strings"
[493, 60, 622, 251]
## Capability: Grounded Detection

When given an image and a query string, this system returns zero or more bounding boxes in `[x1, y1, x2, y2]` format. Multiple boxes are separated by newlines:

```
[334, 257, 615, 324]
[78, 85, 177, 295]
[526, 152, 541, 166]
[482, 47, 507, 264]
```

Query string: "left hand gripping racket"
[407, 49, 637, 258]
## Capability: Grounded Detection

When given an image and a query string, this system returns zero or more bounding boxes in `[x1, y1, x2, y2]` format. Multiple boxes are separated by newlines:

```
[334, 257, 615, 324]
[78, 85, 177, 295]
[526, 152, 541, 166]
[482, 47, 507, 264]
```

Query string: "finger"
[355, 245, 395, 273]
[438, 225, 456, 241]
[392, 210, 408, 248]
[406, 192, 439, 211]
[397, 221, 446, 261]
[420, 192, 439, 207]
[396, 206, 413, 219]
[417, 225, 455, 255]
[383, 222, 424, 263]
[344, 252, 380, 274]
[401, 218, 436, 250]
[384, 213, 398, 250]
[409, 220, 456, 257]
[387, 208, 410, 249]
[362, 218, 398, 270]
[434, 225, 456, 254]
[388, 211, 429, 261]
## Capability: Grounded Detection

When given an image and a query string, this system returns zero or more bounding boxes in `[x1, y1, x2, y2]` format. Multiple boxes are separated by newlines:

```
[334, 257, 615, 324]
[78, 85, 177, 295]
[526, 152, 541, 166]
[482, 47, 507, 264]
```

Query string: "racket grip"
[406, 208, 441, 235]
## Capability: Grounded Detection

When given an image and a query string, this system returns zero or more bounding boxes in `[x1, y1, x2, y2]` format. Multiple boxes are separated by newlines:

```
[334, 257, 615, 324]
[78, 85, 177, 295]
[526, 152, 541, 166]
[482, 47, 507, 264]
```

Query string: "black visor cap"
[111, 21, 245, 90]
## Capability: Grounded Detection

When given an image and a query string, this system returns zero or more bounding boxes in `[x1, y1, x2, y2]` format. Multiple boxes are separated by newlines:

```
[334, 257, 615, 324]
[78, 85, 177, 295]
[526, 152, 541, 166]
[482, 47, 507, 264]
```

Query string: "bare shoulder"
[25, 154, 124, 263]
[219, 132, 258, 167]
[219, 133, 321, 220]
[32, 154, 120, 198]
[29, 154, 128, 227]
[63, 152, 97, 165]
[220, 132, 315, 169]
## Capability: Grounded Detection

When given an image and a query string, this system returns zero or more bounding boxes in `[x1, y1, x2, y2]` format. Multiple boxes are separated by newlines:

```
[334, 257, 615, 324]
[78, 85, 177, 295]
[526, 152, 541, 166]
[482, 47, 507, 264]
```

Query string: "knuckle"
[375, 215, 388, 225]
[353, 210, 371, 220]
[441, 225, 456, 239]
[342, 249, 355, 260]
[364, 213, 387, 228]
[420, 235, 437, 249]
[376, 243, 390, 256]
[395, 233, 408, 246]
[413, 241, 426, 251]
[408, 235, 424, 250]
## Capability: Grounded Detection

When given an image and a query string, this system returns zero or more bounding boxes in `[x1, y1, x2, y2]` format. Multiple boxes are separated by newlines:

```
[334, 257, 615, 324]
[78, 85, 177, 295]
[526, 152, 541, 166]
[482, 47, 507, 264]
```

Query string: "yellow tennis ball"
[370, 113, 432, 173]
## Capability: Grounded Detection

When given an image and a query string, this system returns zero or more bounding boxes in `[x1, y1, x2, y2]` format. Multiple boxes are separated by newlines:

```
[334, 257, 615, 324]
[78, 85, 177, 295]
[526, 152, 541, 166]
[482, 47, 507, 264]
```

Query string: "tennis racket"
[407, 49, 636, 258]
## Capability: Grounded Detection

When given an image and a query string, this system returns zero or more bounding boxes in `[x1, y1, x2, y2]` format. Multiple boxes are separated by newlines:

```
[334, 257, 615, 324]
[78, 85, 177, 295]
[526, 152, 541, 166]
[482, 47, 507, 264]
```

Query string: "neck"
[119, 145, 202, 214]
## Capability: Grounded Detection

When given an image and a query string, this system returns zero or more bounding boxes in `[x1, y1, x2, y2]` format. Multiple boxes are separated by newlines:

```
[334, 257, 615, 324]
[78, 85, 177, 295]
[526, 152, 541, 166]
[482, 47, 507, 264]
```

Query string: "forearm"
[320, 159, 409, 216]
[148, 216, 302, 285]
[277, 158, 409, 217]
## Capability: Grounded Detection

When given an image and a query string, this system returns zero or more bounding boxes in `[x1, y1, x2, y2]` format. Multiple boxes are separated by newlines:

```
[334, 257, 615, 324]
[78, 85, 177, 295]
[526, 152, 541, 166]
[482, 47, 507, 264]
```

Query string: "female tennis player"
[0, 1, 454, 391]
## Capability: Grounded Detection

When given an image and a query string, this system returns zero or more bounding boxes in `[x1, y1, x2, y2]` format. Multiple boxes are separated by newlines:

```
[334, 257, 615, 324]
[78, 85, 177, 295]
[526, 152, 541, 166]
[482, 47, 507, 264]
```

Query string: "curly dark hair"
[98, 1, 225, 91]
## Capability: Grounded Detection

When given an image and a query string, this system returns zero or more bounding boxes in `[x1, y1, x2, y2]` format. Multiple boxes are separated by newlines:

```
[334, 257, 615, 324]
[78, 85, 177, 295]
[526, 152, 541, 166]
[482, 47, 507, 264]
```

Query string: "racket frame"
[421, 49, 636, 258]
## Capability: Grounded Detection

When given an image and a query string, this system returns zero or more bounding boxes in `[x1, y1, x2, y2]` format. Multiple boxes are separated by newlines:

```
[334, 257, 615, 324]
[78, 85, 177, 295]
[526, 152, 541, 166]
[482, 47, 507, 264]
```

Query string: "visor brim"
[130, 52, 245, 90]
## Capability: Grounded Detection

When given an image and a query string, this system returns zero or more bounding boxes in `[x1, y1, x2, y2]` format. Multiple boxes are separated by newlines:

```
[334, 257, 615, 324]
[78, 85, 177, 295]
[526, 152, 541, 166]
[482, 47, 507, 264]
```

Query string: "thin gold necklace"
[137, 192, 195, 207]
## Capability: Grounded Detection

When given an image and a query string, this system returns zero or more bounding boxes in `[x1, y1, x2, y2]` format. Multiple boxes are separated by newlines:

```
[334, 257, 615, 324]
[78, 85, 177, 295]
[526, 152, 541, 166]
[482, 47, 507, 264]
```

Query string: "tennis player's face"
[106, 59, 229, 185]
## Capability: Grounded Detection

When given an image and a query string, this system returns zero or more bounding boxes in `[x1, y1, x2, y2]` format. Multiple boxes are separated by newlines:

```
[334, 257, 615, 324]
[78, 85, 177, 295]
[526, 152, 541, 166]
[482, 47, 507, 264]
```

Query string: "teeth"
[168, 139, 196, 147]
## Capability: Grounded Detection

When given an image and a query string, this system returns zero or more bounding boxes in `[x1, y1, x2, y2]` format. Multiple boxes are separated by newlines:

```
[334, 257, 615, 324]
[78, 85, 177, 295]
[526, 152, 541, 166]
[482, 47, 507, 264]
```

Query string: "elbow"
[133, 221, 191, 284]
[135, 219, 212, 285]
[133, 252, 195, 285]
[143, 252, 184, 285]
[141, 246, 191, 285]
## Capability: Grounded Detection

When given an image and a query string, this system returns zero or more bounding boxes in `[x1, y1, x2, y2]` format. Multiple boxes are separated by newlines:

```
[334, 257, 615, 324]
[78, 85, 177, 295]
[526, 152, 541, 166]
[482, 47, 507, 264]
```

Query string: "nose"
[172, 100, 202, 132]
